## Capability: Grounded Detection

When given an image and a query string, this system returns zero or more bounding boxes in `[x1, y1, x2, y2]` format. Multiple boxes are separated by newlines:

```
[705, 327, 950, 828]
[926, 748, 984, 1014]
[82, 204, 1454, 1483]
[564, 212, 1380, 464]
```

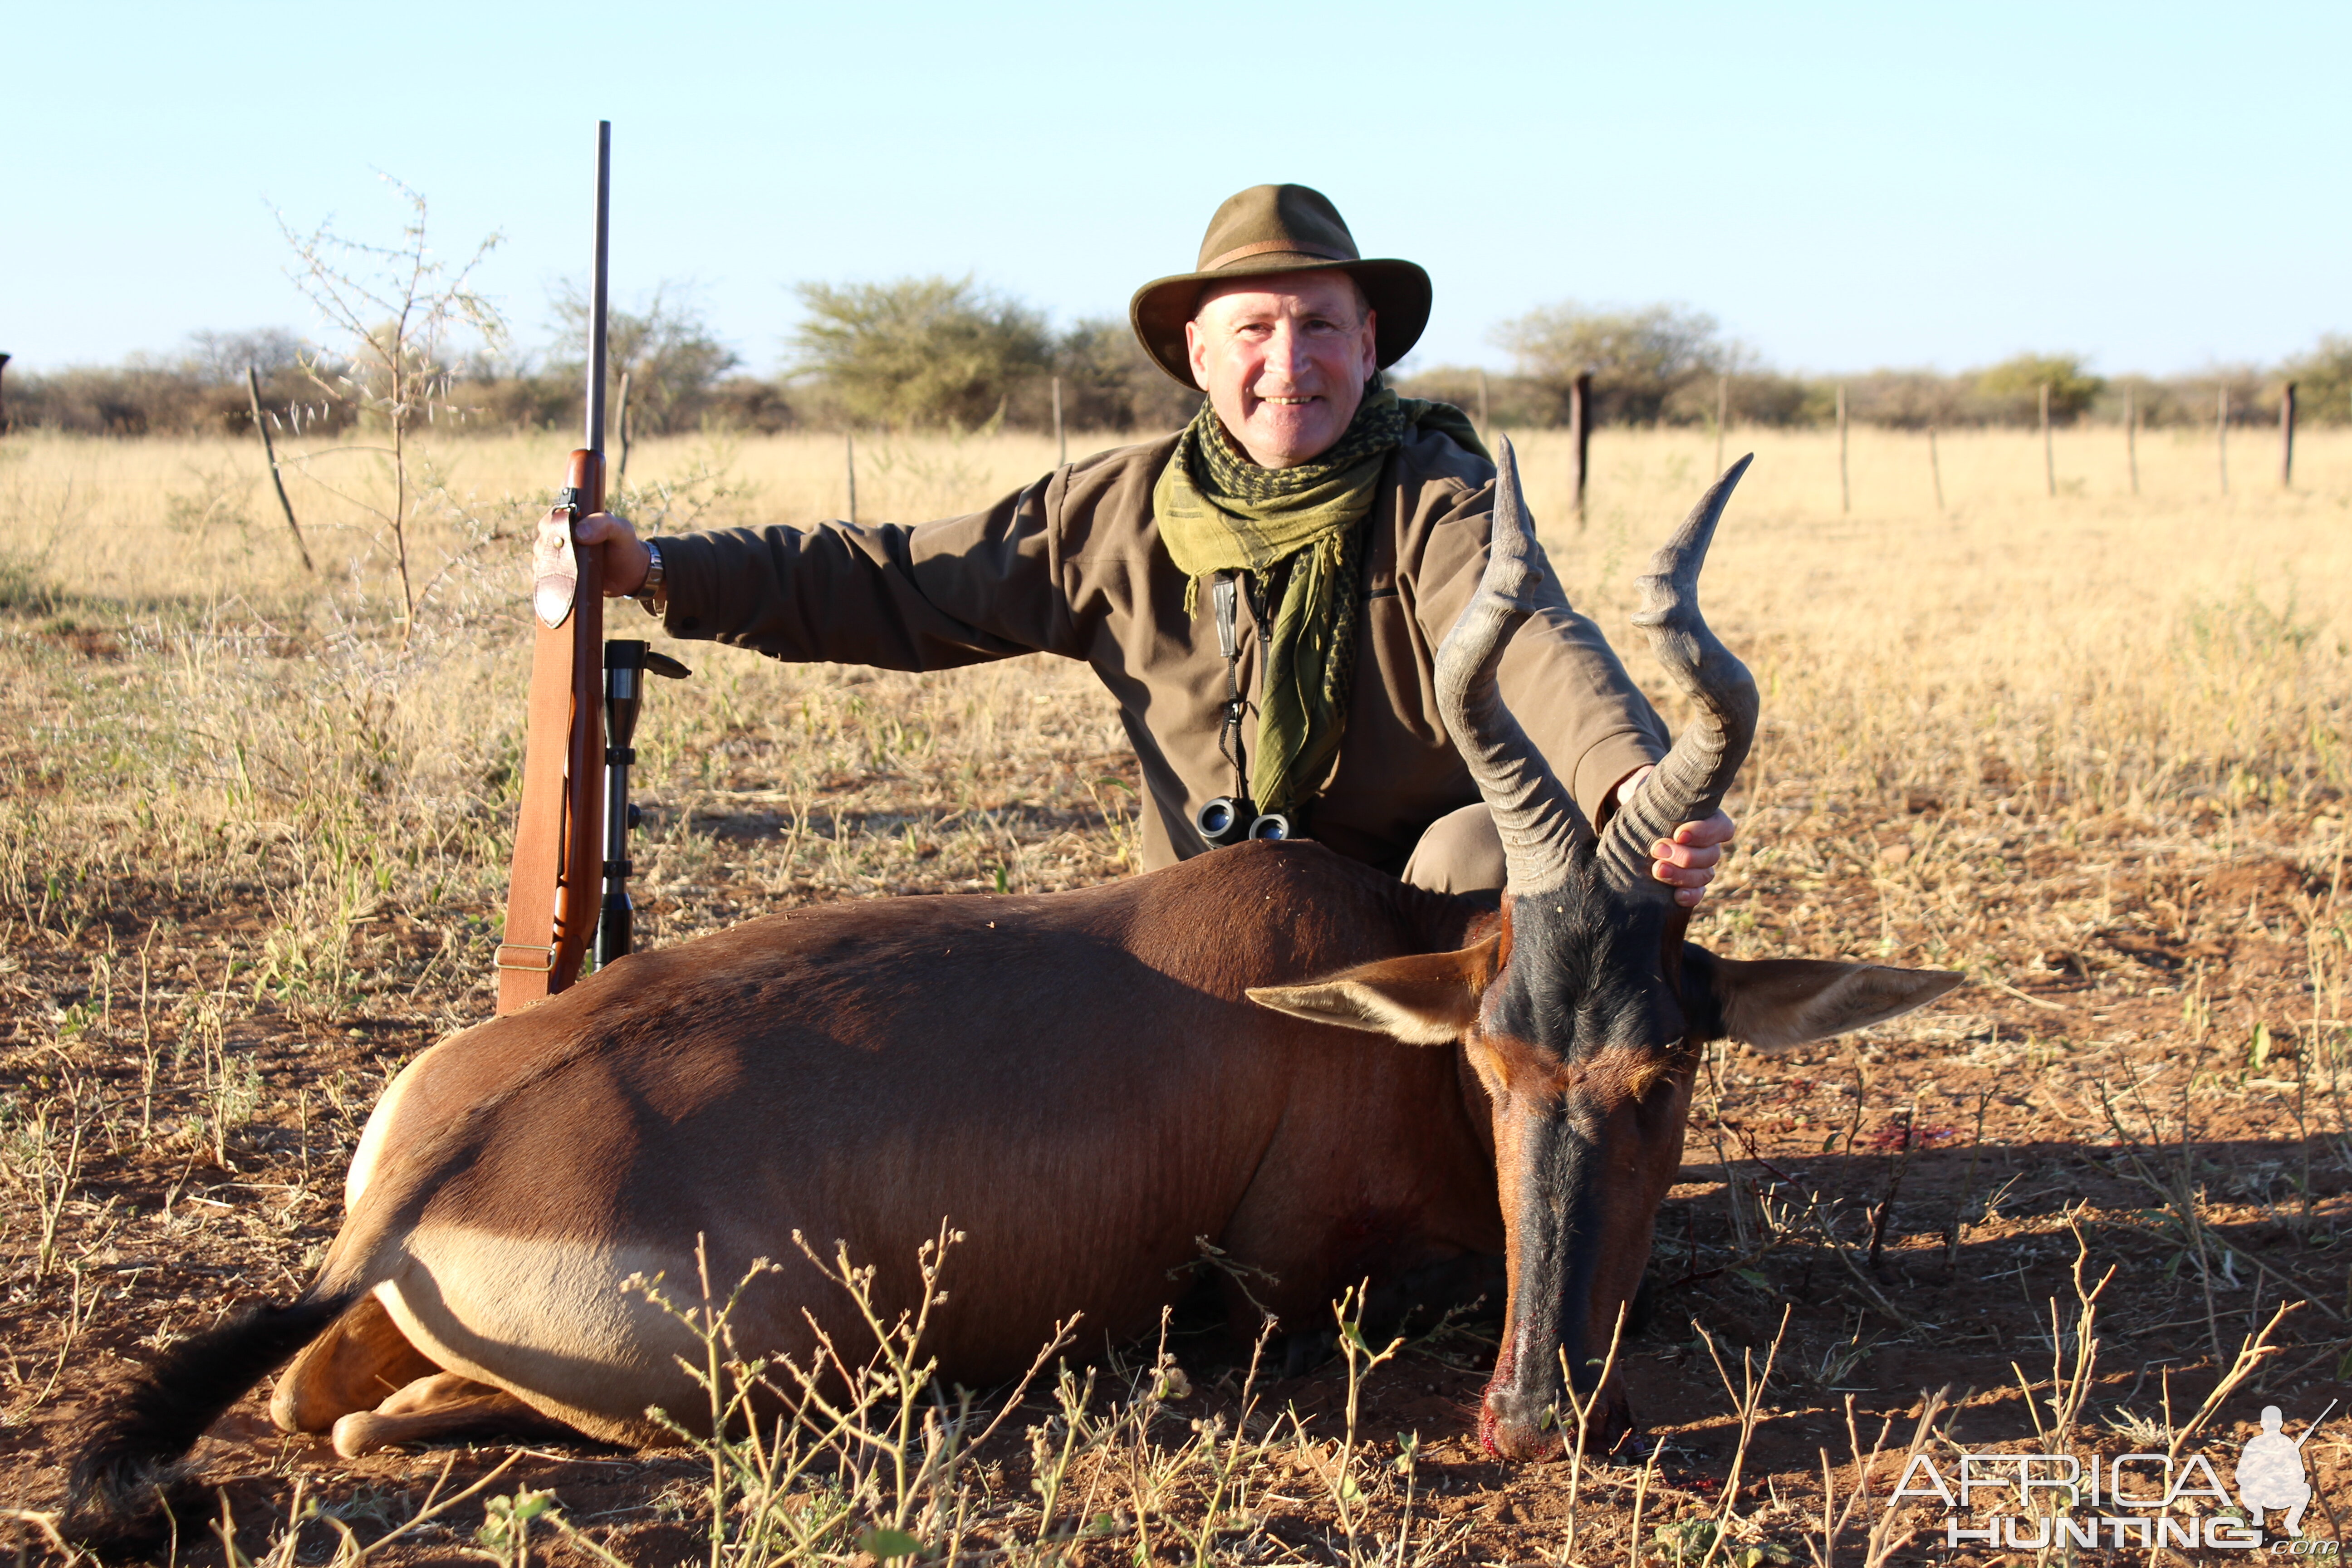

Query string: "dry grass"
[2, 421, 2349, 1564]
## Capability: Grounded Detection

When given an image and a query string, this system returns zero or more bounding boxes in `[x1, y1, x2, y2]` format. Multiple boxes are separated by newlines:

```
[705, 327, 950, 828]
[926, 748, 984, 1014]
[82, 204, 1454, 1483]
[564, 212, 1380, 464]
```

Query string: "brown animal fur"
[284, 843, 1506, 1450]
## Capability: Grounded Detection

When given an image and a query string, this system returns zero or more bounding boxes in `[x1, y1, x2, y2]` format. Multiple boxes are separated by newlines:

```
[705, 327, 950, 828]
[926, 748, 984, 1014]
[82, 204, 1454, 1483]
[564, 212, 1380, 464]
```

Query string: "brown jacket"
[653, 426, 1669, 873]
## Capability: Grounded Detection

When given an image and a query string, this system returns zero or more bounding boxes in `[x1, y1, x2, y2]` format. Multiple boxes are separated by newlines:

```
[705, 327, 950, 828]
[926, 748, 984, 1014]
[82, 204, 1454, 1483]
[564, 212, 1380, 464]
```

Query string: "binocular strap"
[1212, 573, 1248, 801]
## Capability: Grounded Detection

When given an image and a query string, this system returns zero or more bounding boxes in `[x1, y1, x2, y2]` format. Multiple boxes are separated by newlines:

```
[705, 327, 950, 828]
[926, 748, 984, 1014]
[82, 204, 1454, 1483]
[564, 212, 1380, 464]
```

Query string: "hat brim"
[1129, 254, 1432, 389]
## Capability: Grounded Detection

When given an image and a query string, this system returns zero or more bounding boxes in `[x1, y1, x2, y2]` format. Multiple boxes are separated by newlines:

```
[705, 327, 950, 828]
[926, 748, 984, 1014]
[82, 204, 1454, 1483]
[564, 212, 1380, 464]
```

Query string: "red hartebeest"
[65, 443, 1958, 1550]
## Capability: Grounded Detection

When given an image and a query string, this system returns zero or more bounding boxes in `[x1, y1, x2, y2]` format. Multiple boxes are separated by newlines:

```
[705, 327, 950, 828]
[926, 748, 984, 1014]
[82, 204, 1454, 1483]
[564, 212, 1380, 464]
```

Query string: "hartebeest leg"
[330, 1372, 576, 1458]
[1218, 1152, 1498, 1361]
[269, 1293, 441, 1434]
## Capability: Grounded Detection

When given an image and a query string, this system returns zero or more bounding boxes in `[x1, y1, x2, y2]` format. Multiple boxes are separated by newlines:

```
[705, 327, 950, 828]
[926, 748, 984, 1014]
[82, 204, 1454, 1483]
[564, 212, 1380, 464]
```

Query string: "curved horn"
[1434, 435, 1588, 894]
[1597, 455, 1760, 895]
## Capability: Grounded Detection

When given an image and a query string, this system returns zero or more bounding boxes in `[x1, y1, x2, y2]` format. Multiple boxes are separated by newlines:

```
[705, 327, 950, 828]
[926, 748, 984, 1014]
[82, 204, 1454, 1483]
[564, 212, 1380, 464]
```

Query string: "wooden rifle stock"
[497, 451, 605, 1011]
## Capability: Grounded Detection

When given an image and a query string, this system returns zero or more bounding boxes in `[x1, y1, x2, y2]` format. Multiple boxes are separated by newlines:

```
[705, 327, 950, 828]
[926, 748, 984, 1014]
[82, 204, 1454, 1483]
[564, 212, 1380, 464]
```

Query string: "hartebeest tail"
[64, 1291, 354, 1553]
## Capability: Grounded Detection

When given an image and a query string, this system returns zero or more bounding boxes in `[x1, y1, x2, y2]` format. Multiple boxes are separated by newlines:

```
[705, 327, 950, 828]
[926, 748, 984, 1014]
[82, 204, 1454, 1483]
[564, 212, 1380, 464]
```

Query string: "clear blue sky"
[10, 1, 2346, 378]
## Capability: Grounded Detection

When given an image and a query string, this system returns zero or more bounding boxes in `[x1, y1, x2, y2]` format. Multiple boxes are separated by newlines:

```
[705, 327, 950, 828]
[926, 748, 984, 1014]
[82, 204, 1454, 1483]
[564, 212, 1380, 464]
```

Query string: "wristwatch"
[632, 539, 666, 614]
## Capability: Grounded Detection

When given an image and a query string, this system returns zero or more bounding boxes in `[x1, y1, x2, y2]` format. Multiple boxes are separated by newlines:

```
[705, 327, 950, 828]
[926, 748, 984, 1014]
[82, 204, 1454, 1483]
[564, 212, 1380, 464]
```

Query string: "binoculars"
[1195, 796, 1291, 848]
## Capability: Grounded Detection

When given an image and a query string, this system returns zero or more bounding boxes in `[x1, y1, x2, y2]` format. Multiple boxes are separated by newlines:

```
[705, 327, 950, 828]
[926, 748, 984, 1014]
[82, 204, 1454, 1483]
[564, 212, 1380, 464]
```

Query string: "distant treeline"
[0, 286, 1202, 441]
[1401, 304, 2350, 433]
[6, 288, 2347, 439]
[0, 323, 805, 441]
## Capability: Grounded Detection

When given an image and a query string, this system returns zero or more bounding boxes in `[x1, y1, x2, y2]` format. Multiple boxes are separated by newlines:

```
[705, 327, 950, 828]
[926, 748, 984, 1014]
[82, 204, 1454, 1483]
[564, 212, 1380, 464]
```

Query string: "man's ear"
[1685, 949, 1964, 1051]
[1248, 937, 1495, 1047]
[1183, 318, 1212, 391]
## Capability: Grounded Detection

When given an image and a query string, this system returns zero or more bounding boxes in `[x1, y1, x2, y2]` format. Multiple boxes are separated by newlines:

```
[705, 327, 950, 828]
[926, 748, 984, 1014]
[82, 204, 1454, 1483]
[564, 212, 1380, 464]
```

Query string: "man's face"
[1184, 271, 1379, 468]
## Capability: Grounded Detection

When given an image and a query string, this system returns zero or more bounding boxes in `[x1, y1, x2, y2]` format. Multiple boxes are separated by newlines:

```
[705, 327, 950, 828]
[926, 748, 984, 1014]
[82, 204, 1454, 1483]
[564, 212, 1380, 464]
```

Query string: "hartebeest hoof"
[269, 1294, 440, 1435]
[330, 1372, 565, 1458]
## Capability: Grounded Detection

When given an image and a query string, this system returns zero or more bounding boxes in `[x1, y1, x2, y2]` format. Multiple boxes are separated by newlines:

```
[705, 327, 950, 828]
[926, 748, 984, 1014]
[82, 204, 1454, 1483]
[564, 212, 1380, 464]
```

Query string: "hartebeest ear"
[1247, 939, 1498, 1046]
[1690, 952, 1964, 1050]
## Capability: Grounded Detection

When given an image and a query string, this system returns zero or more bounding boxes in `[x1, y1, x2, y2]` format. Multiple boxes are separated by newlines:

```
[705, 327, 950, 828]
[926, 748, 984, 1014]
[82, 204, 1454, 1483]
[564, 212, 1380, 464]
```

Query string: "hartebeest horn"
[1597, 455, 1760, 896]
[1435, 435, 1588, 894]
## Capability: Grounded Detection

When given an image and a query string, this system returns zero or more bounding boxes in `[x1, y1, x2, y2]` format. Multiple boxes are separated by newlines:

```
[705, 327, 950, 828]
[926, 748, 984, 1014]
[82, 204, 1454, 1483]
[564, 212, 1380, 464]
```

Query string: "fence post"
[1927, 425, 1945, 513]
[1570, 371, 1592, 527]
[1836, 385, 1850, 514]
[2039, 382, 2055, 497]
[0, 352, 10, 431]
[1476, 368, 1490, 435]
[2125, 389, 2139, 497]
[2217, 387, 2230, 495]
[245, 364, 314, 573]
[1714, 374, 1728, 475]
[1052, 375, 1066, 467]
[846, 431, 858, 525]
[2280, 381, 2297, 488]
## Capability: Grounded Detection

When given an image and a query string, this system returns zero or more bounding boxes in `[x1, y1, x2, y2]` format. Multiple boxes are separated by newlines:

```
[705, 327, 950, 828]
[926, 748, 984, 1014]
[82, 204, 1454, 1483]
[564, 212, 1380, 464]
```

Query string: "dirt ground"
[3, 651, 2349, 1564]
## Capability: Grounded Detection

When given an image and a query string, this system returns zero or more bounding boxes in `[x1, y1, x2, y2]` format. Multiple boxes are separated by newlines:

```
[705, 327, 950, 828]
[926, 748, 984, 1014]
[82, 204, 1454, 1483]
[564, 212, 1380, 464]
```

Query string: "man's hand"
[567, 510, 652, 597]
[1616, 765, 1735, 908]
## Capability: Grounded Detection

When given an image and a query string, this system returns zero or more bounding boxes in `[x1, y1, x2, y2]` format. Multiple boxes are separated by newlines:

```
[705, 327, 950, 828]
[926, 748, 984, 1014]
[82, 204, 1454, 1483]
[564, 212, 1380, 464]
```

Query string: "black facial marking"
[1524, 1099, 1607, 1385]
[1485, 860, 1688, 1058]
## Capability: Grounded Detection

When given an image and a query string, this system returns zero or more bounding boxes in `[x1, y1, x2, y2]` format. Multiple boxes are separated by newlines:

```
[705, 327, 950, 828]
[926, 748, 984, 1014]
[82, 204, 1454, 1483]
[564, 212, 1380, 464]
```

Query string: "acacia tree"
[790, 275, 1049, 430]
[1048, 317, 1202, 433]
[2281, 334, 2352, 426]
[549, 283, 740, 438]
[1975, 353, 2105, 425]
[1493, 302, 1730, 425]
[185, 328, 307, 386]
[279, 177, 503, 638]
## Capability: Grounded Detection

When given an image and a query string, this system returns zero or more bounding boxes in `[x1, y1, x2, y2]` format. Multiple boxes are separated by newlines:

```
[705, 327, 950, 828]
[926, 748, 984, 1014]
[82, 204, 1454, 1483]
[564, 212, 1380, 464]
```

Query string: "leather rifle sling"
[497, 450, 605, 1012]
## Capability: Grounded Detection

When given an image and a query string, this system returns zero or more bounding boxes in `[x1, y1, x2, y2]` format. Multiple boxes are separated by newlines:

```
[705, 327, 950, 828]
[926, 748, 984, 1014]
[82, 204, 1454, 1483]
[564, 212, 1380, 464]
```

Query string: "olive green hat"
[1129, 184, 1432, 388]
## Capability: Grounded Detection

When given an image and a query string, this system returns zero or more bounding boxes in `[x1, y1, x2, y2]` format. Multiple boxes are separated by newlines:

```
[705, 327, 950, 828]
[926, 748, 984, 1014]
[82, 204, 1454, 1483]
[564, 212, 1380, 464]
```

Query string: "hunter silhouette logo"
[1888, 1399, 2338, 1550]
[2237, 1403, 2329, 1537]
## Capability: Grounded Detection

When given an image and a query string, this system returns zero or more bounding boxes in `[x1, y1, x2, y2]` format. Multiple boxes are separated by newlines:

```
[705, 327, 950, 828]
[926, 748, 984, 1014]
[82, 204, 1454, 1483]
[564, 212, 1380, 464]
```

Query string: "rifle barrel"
[587, 120, 611, 456]
[2294, 1398, 2336, 1449]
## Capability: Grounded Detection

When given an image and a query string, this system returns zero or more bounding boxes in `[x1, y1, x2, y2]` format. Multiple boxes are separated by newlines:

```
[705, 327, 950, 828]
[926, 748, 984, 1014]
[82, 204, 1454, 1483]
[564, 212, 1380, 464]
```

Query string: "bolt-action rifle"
[495, 122, 686, 1013]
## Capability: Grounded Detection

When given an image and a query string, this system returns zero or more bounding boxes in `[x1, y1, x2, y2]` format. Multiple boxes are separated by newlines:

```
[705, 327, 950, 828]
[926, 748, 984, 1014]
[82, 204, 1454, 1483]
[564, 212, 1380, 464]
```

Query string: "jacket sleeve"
[1406, 480, 1671, 831]
[648, 474, 1078, 669]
